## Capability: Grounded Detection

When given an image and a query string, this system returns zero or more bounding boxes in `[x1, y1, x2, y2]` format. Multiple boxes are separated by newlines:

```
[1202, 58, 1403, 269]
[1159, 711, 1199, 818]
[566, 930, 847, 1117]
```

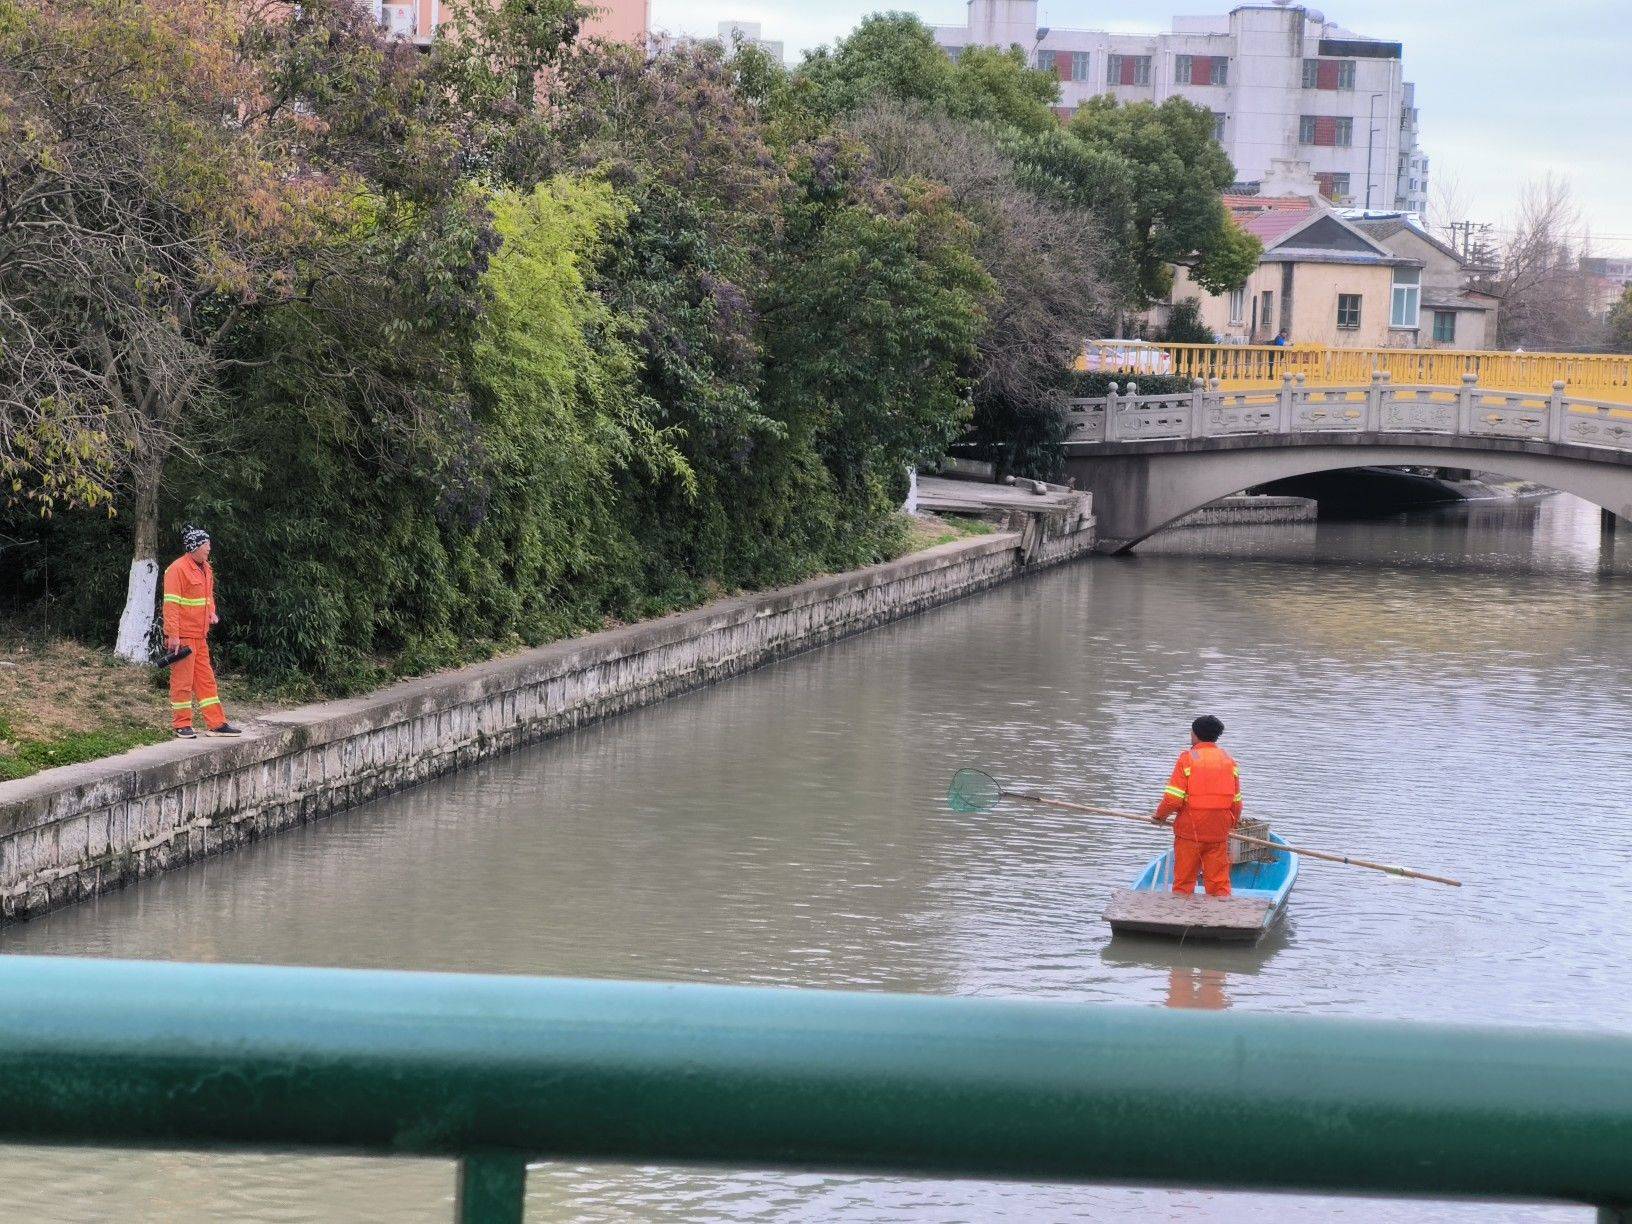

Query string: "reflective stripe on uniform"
[1164, 786, 1187, 800]
[199, 697, 221, 709]
[170, 701, 192, 709]
[1234, 792, 1244, 803]
[164, 594, 208, 606]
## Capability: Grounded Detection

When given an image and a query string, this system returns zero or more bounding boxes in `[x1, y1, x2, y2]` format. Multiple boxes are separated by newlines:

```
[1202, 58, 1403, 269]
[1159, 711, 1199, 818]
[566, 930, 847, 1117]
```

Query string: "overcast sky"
[649, 0, 1632, 255]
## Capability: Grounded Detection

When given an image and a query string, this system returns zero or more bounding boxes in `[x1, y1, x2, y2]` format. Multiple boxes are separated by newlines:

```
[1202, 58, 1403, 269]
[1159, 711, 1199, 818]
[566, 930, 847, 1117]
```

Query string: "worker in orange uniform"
[163, 527, 241, 740]
[1151, 715, 1242, 897]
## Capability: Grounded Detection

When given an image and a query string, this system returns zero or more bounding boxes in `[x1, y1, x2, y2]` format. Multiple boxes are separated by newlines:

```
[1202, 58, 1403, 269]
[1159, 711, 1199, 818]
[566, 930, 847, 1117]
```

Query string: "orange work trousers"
[1172, 837, 1232, 897]
[170, 637, 227, 730]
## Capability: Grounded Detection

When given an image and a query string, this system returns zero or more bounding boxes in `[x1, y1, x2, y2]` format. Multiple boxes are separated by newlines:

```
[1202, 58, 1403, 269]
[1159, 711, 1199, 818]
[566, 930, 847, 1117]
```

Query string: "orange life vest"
[1162, 742, 1242, 843]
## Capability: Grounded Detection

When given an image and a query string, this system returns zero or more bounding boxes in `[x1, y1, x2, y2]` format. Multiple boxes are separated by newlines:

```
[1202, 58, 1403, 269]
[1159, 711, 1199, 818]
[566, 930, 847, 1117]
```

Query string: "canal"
[4, 494, 1629, 1221]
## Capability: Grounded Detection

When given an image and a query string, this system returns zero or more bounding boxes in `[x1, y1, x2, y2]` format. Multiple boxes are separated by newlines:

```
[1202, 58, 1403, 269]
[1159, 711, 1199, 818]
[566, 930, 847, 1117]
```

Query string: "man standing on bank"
[1151, 715, 1242, 897]
[163, 527, 241, 740]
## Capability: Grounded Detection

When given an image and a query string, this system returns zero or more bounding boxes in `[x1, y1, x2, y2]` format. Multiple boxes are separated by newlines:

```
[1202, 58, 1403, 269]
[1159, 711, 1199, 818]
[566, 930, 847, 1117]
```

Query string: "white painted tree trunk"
[903, 466, 919, 515]
[114, 449, 164, 664]
[114, 557, 159, 662]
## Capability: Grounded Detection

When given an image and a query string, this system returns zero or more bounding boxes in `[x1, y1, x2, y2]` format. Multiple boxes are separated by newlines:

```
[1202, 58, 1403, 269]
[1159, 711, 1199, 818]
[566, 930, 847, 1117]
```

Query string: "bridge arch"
[1062, 437, 1632, 553]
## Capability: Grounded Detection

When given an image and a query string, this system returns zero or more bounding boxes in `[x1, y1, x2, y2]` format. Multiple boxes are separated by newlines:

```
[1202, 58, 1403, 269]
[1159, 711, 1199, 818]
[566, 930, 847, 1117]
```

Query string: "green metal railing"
[1, 956, 1630, 1221]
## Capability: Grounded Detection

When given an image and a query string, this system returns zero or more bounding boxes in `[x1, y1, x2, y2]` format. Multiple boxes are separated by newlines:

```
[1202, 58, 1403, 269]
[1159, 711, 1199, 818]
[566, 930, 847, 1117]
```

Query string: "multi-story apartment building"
[1396, 83, 1428, 213]
[932, 1, 1428, 215]
[372, 0, 649, 48]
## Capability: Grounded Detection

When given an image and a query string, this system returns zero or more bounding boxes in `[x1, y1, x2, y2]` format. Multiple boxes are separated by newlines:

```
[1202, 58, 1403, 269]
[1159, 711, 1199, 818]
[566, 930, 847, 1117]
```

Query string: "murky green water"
[4, 494, 1628, 1221]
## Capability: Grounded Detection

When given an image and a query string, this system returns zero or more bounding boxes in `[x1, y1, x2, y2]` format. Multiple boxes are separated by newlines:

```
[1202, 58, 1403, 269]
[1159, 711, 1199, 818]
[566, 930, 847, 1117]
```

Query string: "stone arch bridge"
[1062, 374, 1632, 552]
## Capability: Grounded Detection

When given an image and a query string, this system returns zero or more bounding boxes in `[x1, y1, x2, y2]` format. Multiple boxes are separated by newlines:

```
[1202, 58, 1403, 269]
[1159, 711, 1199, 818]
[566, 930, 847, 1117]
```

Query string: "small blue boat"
[1103, 834, 1299, 943]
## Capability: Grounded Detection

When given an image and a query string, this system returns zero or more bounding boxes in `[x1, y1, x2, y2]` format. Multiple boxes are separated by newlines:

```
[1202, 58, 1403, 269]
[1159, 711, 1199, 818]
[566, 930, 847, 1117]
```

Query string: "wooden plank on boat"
[1103, 889, 1276, 942]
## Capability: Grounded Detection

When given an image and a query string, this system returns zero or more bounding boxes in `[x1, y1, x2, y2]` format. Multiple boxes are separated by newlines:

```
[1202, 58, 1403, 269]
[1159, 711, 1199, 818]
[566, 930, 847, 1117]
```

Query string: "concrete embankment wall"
[0, 504, 1092, 922]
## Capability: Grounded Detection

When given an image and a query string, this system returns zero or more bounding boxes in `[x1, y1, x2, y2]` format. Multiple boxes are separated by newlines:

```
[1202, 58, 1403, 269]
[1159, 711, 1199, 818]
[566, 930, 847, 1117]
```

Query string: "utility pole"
[1365, 92, 1384, 210]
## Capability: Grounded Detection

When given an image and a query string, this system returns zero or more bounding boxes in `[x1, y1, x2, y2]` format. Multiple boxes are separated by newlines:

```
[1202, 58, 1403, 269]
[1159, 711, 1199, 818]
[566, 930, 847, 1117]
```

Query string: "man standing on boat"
[1151, 715, 1242, 898]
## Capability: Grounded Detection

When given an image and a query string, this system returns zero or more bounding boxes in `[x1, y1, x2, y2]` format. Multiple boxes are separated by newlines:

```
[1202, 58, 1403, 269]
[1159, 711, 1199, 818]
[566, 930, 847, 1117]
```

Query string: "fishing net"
[947, 768, 1002, 813]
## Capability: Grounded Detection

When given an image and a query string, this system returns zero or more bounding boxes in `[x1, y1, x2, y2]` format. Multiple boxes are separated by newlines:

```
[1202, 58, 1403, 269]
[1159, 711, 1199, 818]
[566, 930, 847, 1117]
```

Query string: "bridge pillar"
[1606, 507, 1621, 536]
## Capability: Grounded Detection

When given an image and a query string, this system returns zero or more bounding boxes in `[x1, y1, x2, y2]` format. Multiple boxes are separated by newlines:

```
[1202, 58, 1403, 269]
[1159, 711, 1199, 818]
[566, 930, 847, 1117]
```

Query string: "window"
[1299, 115, 1351, 146]
[1391, 267, 1421, 329]
[945, 45, 962, 62]
[1211, 111, 1226, 142]
[1433, 310, 1457, 343]
[1337, 294, 1362, 330]
[1107, 54, 1151, 86]
[1260, 289, 1275, 334]
[1304, 58, 1356, 89]
[1175, 55, 1228, 86]
[1228, 287, 1246, 326]
[1071, 51, 1091, 81]
[1315, 171, 1352, 201]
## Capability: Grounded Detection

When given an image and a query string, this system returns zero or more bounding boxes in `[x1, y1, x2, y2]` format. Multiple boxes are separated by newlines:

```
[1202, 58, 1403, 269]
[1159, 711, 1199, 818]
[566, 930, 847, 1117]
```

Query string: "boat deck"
[1103, 890, 1276, 942]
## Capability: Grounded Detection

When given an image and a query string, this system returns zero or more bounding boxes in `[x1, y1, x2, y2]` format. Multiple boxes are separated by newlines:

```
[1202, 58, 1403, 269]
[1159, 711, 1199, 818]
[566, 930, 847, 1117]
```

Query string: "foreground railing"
[1065, 372, 1632, 452]
[1, 957, 1632, 1220]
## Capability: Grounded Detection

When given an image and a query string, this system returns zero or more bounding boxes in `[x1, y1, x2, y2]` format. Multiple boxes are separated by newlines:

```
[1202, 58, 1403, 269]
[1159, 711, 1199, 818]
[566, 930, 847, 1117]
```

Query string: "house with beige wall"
[1171, 193, 1425, 347]
[1347, 215, 1497, 349]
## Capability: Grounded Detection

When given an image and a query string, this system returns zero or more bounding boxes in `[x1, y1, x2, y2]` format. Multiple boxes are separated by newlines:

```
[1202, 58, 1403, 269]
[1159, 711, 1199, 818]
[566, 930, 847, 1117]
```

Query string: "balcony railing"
[2, 956, 1631, 1221]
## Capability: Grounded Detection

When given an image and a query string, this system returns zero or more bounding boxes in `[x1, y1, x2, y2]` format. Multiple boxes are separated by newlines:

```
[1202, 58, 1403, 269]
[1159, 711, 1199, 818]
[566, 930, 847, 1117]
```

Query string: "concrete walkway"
[915, 475, 1085, 518]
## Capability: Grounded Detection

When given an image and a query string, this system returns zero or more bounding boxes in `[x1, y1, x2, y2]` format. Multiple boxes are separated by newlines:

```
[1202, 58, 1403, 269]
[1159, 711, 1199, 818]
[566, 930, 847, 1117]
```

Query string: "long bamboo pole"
[1002, 789, 1463, 888]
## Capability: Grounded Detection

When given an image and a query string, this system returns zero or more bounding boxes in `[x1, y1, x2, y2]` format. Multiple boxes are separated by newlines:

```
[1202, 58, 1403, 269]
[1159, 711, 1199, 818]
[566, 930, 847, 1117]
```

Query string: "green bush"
[1066, 371, 1195, 398]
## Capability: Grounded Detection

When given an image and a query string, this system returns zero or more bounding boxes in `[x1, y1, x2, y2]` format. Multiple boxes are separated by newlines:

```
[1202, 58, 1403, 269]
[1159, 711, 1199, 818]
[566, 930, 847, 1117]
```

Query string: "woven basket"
[1228, 818, 1275, 865]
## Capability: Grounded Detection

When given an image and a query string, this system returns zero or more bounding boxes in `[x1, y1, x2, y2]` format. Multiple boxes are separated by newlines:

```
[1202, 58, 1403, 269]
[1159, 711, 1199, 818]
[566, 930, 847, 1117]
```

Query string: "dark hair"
[1192, 715, 1224, 742]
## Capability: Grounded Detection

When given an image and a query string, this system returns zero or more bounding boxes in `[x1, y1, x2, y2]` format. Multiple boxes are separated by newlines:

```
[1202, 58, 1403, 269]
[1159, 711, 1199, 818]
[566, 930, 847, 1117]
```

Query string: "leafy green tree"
[1069, 96, 1260, 303]
[798, 13, 959, 118]
[1606, 284, 1632, 354]
[1161, 298, 1218, 344]
[798, 13, 1058, 132]
[947, 45, 1057, 134]
[766, 146, 990, 479]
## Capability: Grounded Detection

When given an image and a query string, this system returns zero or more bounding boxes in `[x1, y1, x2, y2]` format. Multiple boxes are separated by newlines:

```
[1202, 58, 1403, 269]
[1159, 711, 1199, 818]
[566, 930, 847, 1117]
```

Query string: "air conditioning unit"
[381, 3, 415, 38]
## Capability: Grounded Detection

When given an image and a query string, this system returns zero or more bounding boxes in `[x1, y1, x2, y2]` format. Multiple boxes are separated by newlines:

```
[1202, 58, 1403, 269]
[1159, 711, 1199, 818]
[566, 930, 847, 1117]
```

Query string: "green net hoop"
[947, 768, 1002, 813]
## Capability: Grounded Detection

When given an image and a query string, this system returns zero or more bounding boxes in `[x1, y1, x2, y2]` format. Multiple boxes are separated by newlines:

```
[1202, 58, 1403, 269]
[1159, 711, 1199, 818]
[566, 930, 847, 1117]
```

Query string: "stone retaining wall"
[0, 514, 1093, 922]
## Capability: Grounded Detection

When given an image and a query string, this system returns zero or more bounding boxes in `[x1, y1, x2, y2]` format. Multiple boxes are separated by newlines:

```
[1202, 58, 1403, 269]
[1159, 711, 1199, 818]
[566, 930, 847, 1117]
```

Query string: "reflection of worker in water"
[1166, 966, 1231, 1010]
[1152, 715, 1243, 897]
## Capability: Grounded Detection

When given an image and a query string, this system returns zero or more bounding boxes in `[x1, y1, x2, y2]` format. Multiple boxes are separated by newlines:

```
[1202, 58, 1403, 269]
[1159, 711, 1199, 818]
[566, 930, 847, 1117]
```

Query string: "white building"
[717, 20, 785, 64]
[932, 1, 1427, 215]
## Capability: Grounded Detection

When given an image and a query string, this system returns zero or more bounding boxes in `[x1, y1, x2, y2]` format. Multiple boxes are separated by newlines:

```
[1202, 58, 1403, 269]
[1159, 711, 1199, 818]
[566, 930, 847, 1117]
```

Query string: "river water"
[4, 494, 1629, 1222]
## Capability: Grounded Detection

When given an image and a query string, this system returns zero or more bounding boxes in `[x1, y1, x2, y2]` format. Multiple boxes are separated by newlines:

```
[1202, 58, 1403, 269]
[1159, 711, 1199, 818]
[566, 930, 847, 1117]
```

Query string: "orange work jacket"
[162, 554, 216, 639]
[1155, 742, 1243, 843]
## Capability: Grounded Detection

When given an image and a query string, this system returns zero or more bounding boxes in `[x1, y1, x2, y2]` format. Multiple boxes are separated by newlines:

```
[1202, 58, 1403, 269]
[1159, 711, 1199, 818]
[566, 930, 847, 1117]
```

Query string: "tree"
[1607, 285, 1632, 355]
[798, 14, 1058, 132]
[1161, 298, 1217, 344]
[1493, 176, 1601, 352]
[765, 154, 989, 488]
[1068, 96, 1259, 304]
[797, 13, 959, 119]
[0, 0, 483, 660]
[847, 101, 1116, 477]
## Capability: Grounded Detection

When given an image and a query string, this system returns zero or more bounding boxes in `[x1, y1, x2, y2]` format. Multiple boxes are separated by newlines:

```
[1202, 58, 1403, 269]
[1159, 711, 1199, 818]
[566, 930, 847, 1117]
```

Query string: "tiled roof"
[1350, 217, 1409, 241]
[1227, 196, 1319, 245]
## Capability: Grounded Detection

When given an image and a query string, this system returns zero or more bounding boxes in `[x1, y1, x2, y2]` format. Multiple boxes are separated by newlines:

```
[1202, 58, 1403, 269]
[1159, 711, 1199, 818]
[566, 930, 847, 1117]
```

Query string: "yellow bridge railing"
[1085, 344, 1632, 404]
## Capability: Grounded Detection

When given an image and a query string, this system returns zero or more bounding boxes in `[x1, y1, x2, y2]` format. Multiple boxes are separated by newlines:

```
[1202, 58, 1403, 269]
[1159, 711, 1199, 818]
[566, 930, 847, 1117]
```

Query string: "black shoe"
[207, 723, 243, 737]
[174, 727, 197, 740]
